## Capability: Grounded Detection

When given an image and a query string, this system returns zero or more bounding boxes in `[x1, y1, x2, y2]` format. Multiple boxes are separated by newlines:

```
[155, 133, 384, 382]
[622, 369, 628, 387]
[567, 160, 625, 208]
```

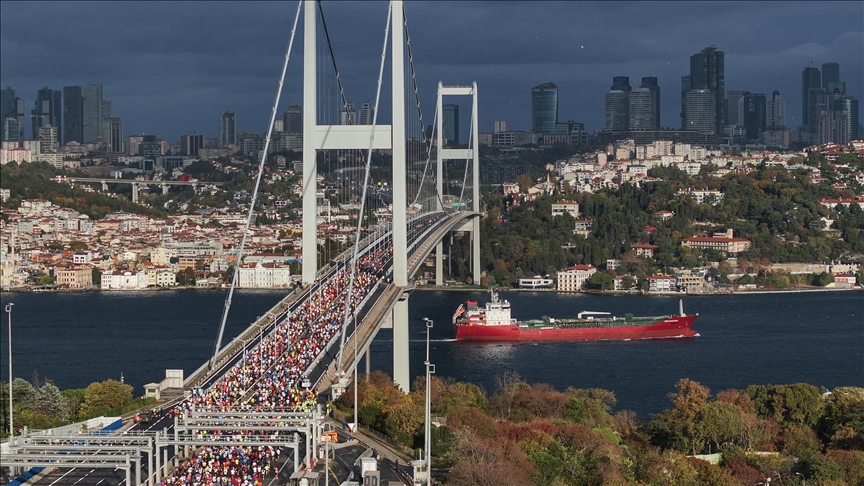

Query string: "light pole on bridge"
[5, 302, 13, 442]
[422, 317, 435, 485]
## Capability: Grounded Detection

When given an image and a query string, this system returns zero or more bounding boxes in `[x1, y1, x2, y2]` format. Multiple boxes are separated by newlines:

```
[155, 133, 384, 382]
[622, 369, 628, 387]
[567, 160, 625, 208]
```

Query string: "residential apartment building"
[54, 265, 92, 289]
[557, 264, 596, 292]
[648, 274, 677, 292]
[551, 201, 579, 218]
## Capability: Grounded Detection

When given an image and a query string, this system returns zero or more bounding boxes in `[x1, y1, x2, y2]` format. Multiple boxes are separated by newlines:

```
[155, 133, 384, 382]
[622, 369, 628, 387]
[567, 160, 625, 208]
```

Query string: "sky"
[1, 1, 862, 144]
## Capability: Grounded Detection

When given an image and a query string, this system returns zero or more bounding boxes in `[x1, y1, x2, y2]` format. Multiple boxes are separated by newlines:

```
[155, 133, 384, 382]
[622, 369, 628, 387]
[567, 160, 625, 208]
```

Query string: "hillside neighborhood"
[1, 138, 863, 293]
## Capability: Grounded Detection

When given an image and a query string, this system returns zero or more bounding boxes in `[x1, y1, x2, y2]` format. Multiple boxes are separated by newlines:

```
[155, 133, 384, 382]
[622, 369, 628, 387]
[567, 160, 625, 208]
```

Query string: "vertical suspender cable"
[211, 0, 303, 367]
[336, 3, 392, 372]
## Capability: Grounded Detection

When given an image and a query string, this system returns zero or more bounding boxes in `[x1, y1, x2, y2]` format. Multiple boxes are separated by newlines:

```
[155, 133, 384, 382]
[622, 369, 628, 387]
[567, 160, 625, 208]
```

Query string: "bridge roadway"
[186, 210, 479, 395]
[65, 177, 226, 186]
[8, 210, 478, 486]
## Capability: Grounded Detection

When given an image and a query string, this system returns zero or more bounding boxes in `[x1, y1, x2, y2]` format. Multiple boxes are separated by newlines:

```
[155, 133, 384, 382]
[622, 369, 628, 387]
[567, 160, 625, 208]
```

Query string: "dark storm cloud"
[1, 1, 861, 142]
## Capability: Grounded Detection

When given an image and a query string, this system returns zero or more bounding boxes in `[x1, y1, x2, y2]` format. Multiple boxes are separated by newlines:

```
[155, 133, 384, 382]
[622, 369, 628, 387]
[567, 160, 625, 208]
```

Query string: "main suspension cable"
[211, 0, 303, 366]
[336, 2, 393, 373]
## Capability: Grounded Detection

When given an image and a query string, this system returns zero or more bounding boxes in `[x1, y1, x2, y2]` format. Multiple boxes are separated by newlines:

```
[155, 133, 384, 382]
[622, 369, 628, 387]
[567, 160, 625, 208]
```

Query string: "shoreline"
[2, 285, 859, 295]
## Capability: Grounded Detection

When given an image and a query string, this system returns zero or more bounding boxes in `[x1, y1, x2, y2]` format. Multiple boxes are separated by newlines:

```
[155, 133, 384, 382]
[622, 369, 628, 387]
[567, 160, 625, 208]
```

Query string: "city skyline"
[1, 1, 861, 143]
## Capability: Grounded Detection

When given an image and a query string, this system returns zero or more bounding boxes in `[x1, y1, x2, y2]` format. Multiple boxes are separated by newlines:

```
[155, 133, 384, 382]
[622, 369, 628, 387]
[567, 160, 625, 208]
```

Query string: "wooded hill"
[446, 155, 864, 287]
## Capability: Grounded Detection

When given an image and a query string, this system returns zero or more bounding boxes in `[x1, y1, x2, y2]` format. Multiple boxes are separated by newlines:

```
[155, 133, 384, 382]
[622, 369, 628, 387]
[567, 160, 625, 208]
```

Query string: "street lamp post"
[5, 303, 13, 442]
[422, 317, 435, 485]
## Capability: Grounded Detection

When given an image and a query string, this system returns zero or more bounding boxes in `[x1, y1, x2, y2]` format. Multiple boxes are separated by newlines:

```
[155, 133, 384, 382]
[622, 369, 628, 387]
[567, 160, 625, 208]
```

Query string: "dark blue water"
[1, 289, 861, 419]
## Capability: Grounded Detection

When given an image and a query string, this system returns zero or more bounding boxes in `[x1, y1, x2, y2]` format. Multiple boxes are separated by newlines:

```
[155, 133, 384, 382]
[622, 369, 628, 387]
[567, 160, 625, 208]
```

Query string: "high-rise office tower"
[180, 132, 204, 156]
[357, 102, 375, 125]
[801, 66, 821, 131]
[768, 91, 786, 128]
[680, 75, 691, 128]
[220, 111, 236, 147]
[494, 121, 508, 133]
[32, 87, 62, 143]
[740, 92, 766, 140]
[832, 96, 859, 143]
[531, 82, 558, 134]
[628, 77, 660, 130]
[604, 76, 631, 130]
[82, 85, 103, 143]
[63, 86, 84, 144]
[442, 104, 459, 145]
[684, 89, 716, 134]
[726, 90, 746, 127]
[283, 105, 302, 134]
[808, 88, 829, 134]
[37, 125, 59, 153]
[686, 46, 725, 134]
[822, 62, 839, 91]
[0, 87, 15, 120]
[1, 87, 25, 144]
[101, 116, 123, 153]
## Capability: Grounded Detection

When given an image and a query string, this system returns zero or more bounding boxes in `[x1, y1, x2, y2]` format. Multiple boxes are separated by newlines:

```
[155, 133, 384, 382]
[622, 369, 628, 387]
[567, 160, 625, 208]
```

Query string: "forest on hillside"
[446, 158, 864, 287]
[336, 373, 864, 486]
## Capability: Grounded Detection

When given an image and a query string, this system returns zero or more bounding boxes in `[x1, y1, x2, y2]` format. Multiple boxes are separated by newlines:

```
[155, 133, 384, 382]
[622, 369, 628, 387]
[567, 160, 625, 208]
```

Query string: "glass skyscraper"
[685, 46, 724, 135]
[32, 87, 62, 143]
[801, 67, 821, 131]
[82, 85, 103, 143]
[531, 82, 558, 135]
[63, 86, 83, 144]
[220, 111, 236, 147]
[604, 77, 631, 130]
[628, 77, 660, 130]
[442, 104, 459, 145]
[1, 87, 25, 144]
[822, 62, 839, 91]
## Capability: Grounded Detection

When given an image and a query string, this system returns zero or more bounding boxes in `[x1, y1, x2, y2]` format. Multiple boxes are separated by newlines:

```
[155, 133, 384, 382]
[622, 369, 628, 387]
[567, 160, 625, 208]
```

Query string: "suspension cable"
[336, 2, 392, 373]
[404, 4, 438, 211]
[318, 0, 354, 126]
[211, 0, 303, 366]
[459, 106, 475, 204]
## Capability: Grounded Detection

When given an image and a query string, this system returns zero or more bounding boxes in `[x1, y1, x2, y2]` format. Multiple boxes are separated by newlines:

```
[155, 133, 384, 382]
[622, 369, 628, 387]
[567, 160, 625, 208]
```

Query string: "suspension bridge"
[3, 1, 482, 485]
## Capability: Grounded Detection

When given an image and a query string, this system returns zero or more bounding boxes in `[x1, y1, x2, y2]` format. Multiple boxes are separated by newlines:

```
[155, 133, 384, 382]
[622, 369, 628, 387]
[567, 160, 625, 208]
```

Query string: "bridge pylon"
[436, 82, 481, 284]
[300, 0, 412, 391]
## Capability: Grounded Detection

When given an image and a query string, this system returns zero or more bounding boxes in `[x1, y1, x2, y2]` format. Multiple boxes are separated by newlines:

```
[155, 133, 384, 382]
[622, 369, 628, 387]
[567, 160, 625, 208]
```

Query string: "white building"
[150, 247, 178, 266]
[145, 267, 176, 287]
[101, 270, 148, 290]
[551, 201, 580, 218]
[557, 264, 596, 292]
[678, 188, 724, 205]
[647, 274, 677, 293]
[518, 277, 554, 289]
[236, 262, 293, 288]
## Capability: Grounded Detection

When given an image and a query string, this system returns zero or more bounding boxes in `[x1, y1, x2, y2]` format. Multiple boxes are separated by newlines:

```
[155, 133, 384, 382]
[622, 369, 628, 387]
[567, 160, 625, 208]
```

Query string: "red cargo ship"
[453, 292, 698, 342]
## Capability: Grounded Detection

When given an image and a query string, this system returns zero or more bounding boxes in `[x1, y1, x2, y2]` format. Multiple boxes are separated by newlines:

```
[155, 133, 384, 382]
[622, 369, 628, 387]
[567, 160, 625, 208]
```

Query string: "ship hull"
[455, 315, 698, 342]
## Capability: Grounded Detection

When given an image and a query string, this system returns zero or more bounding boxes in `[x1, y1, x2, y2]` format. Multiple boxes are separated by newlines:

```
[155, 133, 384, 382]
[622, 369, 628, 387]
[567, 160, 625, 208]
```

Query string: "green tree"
[69, 241, 89, 251]
[27, 382, 68, 421]
[587, 271, 614, 290]
[820, 386, 864, 446]
[747, 383, 826, 427]
[384, 401, 424, 445]
[80, 379, 133, 415]
[695, 401, 744, 453]
[434, 382, 487, 415]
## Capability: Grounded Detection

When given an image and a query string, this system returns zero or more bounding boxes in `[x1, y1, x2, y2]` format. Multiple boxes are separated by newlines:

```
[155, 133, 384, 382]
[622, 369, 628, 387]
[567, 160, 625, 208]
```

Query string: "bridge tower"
[435, 83, 481, 285]
[301, 1, 412, 390]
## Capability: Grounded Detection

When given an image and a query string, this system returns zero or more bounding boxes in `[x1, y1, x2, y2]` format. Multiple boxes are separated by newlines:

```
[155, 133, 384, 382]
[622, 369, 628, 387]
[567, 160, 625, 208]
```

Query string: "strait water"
[0, 289, 861, 419]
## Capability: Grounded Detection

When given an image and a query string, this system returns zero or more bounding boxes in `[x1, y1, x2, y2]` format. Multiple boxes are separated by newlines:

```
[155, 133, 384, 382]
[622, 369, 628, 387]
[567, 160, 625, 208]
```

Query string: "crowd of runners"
[158, 214, 444, 485]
